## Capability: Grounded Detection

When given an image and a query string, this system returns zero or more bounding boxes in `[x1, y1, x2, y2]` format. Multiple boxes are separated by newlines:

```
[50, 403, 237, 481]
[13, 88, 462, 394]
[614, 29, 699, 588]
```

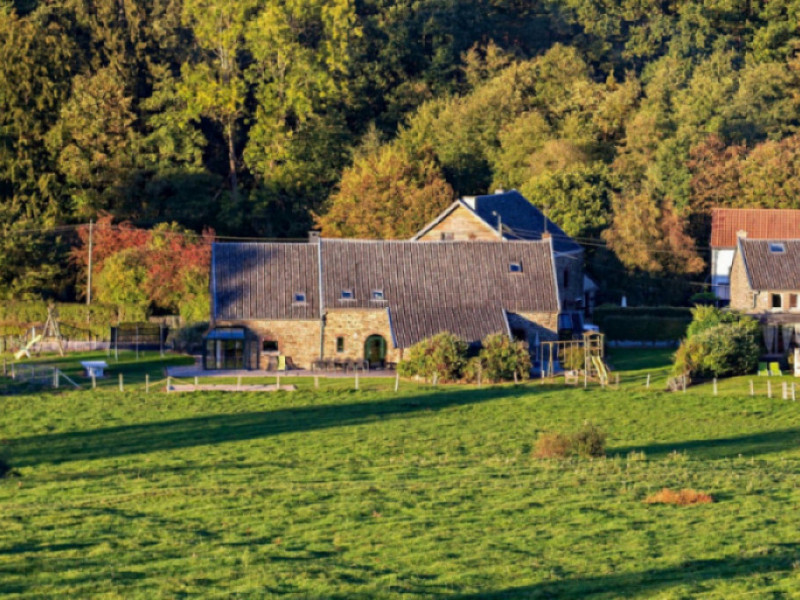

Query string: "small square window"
[509, 262, 522, 273]
[770, 242, 786, 253]
[372, 290, 385, 300]
[262, 340, 278, 352]
[341, 290, 354, 300]
[772, 293, 783, 309]
[791, 294, 798, 309]
[440, 232, 454, 241]
[336, 336, 345, 353]
[293, 292, 306, 303]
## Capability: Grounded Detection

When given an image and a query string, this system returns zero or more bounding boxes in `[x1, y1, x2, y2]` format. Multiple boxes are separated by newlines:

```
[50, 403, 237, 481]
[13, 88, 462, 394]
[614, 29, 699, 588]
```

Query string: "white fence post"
[145, 374, 150, 394]
[394, 370, 400, 393]
[119, 373, 123, 392]
[713, 378, 717, 396]
[750, 380, 754, 397]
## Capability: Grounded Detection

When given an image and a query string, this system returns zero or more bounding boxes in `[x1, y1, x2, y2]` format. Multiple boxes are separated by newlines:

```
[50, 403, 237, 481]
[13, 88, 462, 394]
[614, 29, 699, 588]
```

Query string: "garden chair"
[769, 362, 782, 376]
[758, 362, 769, 376]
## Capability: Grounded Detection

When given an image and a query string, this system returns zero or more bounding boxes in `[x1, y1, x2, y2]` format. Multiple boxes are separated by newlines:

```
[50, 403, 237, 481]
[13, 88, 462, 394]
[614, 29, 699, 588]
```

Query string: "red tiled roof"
[711, 208, 800, 248]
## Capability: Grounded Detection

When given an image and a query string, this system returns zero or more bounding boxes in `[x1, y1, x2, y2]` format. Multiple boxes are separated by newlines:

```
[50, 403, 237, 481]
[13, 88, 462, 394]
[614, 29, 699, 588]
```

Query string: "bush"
[533, 423, 606, 460]
[644, 488, 713, 506]
[477, 333, 531, 382]
[690, 292, 717, 306]
[398, 332, 468, 382]
[170, 322, 209, 353]
[561, 346, 584, 371]
[533, 433, 573, 459]
[571, 422, 606, 458]
[674, 309, 760, 378]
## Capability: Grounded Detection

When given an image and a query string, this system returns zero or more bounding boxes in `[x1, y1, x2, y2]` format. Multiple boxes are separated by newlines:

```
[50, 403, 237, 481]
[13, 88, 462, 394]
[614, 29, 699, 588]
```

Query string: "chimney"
[542, 232, 552, 240]
[308, 231, 321, 244]
[736, 230, 747, 239]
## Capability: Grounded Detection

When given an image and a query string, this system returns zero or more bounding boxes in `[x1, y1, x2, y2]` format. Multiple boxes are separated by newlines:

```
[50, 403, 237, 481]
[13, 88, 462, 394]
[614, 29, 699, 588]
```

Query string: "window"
[791, 294, 798, 310]
[440, 232, 454, 241]
[563, 268, 570, 288]
[511, 328, 527, 342]
[769, 242, 786, 253]
[372, 289, 385, 300]
[772, 293, 783, 309]
[336, 336, 345, 353]
[293, 292, 306, 303]
[262, 340, 278, 352]
[341, 289, 354, 300]
[509, 262, 522, 273]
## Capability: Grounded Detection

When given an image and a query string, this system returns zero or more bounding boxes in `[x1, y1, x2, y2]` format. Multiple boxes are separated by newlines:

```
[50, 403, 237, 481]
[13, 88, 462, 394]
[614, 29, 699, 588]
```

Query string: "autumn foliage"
[72, 214, 214, 321]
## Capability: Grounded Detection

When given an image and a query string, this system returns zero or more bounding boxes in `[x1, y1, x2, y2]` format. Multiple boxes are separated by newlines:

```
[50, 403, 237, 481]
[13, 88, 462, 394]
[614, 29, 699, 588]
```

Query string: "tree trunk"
[227, 118, 238, 203]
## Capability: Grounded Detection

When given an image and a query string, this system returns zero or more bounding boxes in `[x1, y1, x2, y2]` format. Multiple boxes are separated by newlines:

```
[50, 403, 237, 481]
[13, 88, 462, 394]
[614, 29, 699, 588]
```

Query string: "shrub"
[644, 488, 713, 506]
[533, 433, 573, 459]
[690, 292, 717, 306]
[170, 322, 209, 353]
[561, 346, 584, 371]
[674, 313, 760, 378]
[571, 422, 606, 458]
[533, 423, 606, 459]
[478, 333, 531, 382]
[398, 332, 468, 382]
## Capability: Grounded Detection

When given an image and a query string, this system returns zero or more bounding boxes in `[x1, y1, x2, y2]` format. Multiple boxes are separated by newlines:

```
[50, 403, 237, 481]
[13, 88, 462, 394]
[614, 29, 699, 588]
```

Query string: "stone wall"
[417, 205, 499, 241]
[555, 252, 584, 311]
[324, 309, 402, 364]
[729, 249, 756, 312]
[214, 319, 321, 369]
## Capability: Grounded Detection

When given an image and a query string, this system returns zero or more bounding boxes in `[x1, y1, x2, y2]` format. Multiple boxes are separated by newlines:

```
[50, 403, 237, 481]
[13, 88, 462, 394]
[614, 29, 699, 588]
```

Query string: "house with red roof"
[711, 208, 800, 302]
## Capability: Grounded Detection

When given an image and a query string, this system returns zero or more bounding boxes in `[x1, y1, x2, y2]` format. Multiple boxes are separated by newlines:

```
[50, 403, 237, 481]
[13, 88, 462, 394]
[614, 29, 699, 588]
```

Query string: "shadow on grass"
[612, 427, 800, 460]
[8, 387, 527, 467]
[451, 544, 800, 599]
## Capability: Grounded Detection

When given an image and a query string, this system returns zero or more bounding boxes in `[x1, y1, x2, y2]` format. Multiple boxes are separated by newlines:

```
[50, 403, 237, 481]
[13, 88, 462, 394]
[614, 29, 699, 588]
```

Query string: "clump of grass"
[533, 432, 573, 458]
[645, 488, 714, 506]
[533, 423, 606, 459]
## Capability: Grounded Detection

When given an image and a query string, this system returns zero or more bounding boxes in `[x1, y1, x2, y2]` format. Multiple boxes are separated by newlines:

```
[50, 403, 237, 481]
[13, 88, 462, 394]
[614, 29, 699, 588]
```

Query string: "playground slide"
[591, 355, 609, 382]
[14, 334, 43, 360]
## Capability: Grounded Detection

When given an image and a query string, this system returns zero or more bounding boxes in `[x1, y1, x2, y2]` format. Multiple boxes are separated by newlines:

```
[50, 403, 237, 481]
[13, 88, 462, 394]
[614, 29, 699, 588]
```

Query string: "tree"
[315, 145, 454, 238]
[521, 163, 614, 240]
[94, 247, 149, 307]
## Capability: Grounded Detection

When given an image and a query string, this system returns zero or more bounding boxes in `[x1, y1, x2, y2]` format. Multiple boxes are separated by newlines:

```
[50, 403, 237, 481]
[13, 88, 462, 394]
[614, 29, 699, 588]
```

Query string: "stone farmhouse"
[729, 233, 800, 356]
[414, 190, 593, 315]
[711, 208, 800, 303]
[206, 238, 565, 371]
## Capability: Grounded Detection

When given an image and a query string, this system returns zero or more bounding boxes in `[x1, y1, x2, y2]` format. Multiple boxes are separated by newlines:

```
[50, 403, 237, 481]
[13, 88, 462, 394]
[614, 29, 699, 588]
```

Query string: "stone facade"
[417, 205, 500, 241]
[323, 309, 402, 365]
[554, 253, 584, 312]
[214, 318, 321, 370]
[729, 249, 757, 312]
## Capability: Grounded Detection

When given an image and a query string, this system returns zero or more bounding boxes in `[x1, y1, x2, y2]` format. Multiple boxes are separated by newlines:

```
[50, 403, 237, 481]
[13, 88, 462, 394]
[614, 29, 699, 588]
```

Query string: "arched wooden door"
[364, 335, 387, 367]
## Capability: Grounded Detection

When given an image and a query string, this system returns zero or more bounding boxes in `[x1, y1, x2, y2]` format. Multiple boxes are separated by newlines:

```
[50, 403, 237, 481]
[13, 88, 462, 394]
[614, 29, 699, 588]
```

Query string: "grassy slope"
[2, 350, 800, 598]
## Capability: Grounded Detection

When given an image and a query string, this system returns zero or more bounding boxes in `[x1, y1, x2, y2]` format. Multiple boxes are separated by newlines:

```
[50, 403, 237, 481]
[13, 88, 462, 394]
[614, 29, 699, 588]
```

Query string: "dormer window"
[372, 290, 385, 300]
[509, 262, 522, 273]
[293, 292, 306, 303]
[770, 242, 786, 253]
[341, 289, 354, 300]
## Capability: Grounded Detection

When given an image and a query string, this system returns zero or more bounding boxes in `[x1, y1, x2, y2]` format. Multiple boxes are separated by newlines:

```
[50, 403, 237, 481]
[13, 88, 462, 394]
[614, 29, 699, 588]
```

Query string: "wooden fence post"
[713, 378, 717, 396]
[615, 373, 620, 388]
[276, 374, 281, 390]
[355, 368, 359, 391]
[646, 373, 651, 389]
[682, 376, 686, 393]
[167, 376, 172, 392]
[91, 373, 96, 390]
[793, 383, 796, 402]
[394, 370, 400, 393]
[513, 371, 518, 385]
[237, 375, 242, 391]
[783, 382, 788, 400]
[750, 379, 754, 397]
[53, 369, 58, 389]
[433, 372, 438, 386]
[145, 374, 150, 394]
[314, 375, 319, 389]
[768, 380, 772, 399]
[119, 373, 123, 392]
[194, 376, 199, 390]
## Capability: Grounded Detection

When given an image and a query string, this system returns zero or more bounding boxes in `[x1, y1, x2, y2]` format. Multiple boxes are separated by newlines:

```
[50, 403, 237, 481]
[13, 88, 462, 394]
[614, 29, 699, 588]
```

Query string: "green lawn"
[3, 351, 800, 598]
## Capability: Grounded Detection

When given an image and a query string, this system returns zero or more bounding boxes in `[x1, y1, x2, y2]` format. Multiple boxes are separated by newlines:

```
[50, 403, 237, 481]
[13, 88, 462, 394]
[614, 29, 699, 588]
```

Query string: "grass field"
[3, 349, 800, 598]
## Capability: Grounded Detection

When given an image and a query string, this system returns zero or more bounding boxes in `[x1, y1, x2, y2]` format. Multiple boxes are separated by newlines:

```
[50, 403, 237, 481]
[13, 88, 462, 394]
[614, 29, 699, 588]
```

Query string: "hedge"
[0, 301, 147, 339]
[597, 315, 692, 342]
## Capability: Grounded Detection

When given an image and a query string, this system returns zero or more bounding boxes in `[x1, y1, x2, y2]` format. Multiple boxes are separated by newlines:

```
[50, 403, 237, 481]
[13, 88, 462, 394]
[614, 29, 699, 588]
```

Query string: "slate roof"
[711, 208, 800, 248]
[212, 243, 320, 320]
[413, 190, 583, 254]
[739, 239, 800, 291]
[212, 238, 560, 347]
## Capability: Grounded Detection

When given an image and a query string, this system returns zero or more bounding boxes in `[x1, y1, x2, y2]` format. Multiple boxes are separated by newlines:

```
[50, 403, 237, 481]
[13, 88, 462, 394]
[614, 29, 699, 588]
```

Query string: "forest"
[1, 0, 799, 305]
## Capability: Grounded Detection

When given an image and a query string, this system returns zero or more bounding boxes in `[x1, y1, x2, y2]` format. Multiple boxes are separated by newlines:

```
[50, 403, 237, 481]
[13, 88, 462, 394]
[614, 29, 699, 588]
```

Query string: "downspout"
[317, 238, 326, 361]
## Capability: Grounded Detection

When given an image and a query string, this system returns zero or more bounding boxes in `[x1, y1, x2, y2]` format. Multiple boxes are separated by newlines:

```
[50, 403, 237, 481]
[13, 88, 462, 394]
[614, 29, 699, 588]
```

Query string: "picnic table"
[81, 360, 108, 378]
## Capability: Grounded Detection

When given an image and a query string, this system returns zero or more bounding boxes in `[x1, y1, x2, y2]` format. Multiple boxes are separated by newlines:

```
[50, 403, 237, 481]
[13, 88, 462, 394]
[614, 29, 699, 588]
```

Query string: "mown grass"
[2, 350, 800, 598]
